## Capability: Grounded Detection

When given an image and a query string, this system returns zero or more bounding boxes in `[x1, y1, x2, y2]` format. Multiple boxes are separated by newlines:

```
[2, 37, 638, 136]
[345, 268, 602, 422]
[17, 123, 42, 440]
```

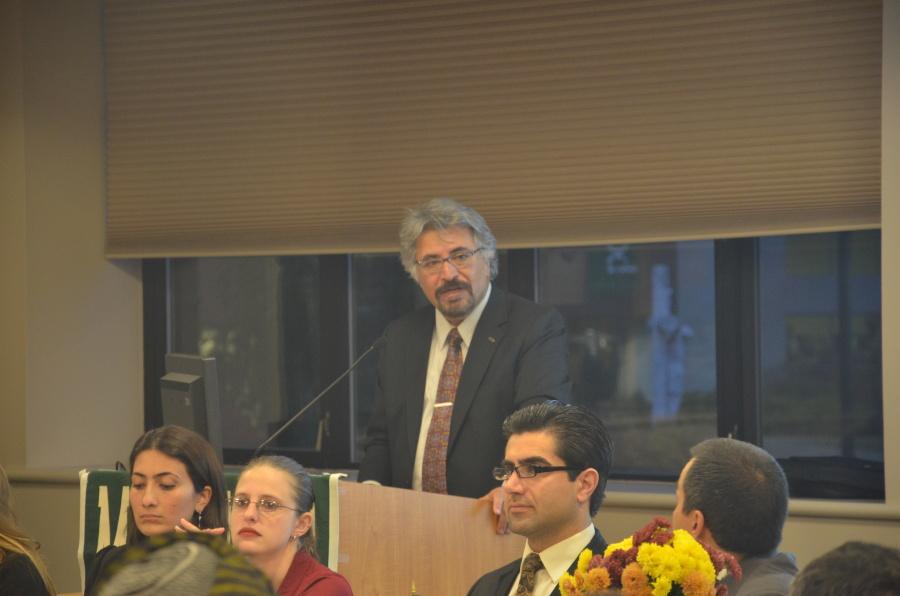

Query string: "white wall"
[0, 0, 29, 465]
[1, 0, 143, 469]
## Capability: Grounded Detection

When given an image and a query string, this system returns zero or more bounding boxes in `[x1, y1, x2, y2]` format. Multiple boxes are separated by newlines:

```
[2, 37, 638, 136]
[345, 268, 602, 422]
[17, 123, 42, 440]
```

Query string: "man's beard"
[436, 280, 474, 319]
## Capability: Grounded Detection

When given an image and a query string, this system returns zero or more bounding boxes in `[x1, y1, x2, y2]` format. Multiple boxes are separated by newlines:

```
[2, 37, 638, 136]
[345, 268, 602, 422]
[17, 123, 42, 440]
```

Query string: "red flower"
[632, 516, 672, 546]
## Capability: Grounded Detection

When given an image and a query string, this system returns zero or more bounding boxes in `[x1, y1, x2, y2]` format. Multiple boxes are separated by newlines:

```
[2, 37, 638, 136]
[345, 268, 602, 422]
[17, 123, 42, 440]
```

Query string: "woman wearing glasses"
[230, 456, 352, 595]
[84, 425, 228, 595]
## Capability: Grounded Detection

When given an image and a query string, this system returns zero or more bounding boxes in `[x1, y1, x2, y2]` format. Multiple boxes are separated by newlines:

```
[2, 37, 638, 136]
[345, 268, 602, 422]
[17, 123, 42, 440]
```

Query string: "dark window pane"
[538, 241, 717, 478]
[349, 254, 423, 461]
[759, 231, 883, 498]
[169, 256, 323, 452]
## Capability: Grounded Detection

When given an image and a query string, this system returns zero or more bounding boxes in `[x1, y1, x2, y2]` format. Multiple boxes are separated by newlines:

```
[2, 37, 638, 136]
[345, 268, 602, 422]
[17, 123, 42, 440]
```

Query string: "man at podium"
[358, 198, 572, 503]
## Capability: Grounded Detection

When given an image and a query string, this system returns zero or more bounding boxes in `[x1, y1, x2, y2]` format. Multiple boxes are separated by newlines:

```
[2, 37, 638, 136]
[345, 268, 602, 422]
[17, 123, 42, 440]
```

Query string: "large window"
[145, 230, 883, 498]
[538, 241, 717, 478]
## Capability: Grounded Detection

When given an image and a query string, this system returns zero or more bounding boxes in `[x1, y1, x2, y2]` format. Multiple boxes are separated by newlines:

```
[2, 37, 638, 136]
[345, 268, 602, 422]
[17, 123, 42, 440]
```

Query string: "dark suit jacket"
[357, 288, 571, 498]
[467, 527, 607, 596]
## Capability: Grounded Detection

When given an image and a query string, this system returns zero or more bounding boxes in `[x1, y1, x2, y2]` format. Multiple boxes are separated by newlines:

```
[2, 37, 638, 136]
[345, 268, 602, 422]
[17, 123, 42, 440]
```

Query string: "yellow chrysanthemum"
[671, 530, 716, 583]
[577, 548, 593, 573]
[604, 536, 634, 556]
[636, 543, 682, 582]
[585, 566, 611, 592]
[558, 572, 578, 596]
[651, 575, 673, 596]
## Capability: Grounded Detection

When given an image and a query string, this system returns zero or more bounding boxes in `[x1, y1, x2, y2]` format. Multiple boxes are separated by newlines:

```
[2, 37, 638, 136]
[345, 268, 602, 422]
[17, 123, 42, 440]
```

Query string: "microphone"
[253, 335, 386, 457]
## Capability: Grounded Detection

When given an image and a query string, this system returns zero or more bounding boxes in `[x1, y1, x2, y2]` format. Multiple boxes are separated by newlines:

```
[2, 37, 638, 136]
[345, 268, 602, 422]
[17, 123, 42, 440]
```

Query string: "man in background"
[672, 438, 798, 596]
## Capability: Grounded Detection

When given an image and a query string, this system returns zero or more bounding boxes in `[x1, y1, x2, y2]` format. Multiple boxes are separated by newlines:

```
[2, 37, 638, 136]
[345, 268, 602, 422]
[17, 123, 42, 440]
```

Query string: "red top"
[277, 550, 353, 596]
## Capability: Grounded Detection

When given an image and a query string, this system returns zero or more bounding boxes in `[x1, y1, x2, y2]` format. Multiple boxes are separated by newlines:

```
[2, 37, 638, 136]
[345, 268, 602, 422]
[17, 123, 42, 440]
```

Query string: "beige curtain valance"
[104, 0, 882, 258]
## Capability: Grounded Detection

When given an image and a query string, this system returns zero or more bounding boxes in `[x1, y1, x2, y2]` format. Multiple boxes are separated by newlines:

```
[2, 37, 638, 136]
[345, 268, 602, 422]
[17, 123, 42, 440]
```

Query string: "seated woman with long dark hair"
[230, 456, 352, 595]
[84, 425, 228, 595]
[0, 465, 56, 596]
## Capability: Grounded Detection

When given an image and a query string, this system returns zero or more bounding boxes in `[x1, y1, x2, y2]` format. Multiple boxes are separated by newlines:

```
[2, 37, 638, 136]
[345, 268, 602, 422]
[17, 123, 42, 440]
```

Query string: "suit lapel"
[448, 289, 508, 453]
[405, 309, 434, 458]
[497, 559, 520, 594]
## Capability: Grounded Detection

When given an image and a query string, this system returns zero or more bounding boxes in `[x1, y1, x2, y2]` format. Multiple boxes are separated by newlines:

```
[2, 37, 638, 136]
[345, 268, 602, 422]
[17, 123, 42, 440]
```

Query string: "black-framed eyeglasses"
[415, 248, 484, 274]
[228, 496, 301, 515]
[492, 463, 582, 482]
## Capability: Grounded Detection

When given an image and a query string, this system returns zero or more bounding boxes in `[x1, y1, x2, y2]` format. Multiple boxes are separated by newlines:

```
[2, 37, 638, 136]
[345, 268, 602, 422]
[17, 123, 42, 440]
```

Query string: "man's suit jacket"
[467, 527, 608, 596]
[357, 288, 571, 498]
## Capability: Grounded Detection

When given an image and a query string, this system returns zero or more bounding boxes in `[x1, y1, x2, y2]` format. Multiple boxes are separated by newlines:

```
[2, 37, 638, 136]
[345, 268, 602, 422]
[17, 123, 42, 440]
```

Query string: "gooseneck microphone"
[253, 335, 386, 457]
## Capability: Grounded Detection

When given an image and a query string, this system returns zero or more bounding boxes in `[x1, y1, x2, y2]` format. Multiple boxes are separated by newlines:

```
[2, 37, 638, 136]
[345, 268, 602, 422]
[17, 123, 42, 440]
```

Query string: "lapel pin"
[488, 336, 496, 343]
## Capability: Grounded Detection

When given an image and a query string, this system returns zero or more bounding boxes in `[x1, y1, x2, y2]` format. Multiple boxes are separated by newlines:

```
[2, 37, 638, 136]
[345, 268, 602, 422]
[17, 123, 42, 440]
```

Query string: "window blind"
[104, 0, 881, 257]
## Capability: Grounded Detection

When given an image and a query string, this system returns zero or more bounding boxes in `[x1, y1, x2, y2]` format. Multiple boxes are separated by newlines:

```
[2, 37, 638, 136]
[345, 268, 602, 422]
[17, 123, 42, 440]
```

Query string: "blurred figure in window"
[0, 464, 55, 596]
[648, 264, 692, 422]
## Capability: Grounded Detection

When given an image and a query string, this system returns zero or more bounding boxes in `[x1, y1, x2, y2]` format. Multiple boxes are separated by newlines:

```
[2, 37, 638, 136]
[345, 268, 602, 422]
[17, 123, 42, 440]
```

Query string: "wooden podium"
[335, 482, 525, 595]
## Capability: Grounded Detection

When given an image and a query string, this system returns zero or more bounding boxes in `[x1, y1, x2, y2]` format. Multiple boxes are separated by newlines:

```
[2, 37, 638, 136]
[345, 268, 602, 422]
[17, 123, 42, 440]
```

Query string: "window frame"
[142, 236, 884, 499]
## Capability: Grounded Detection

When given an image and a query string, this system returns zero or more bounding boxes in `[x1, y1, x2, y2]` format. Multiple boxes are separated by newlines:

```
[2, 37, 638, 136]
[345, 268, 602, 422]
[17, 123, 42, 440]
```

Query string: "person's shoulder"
[93, 544, 128, 568]
[731, 551, 798, 596]
[495, 288, 560, 317]
[283, 551, 353, 595]
[0, 551, 50, 596]
[85, 544, 127, 595]
[467, 558, 520, 596]
[304, 570, 353, 596]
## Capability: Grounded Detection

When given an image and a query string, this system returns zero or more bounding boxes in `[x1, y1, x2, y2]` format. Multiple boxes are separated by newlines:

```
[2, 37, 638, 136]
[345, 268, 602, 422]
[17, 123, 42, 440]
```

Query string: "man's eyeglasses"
[415, 248, 484, 274]
[492, 463, 582, 482]
[229, 496, 301, 515]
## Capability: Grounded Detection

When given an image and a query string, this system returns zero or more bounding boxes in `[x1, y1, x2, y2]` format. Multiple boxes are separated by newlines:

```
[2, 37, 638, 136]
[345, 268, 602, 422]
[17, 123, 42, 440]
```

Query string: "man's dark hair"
[682, 438, 788, 557]
[790, 541, 900, 596]
[502, 401, 613, 516]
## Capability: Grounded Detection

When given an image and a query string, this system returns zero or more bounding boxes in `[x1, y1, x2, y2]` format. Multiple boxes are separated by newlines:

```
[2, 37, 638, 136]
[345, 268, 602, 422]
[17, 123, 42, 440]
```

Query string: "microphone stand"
[253, 337, 385, 457]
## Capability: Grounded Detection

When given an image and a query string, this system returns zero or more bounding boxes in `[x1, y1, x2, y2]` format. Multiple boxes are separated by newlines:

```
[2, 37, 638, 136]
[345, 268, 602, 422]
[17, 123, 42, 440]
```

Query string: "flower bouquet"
[559, 517, 741, 596]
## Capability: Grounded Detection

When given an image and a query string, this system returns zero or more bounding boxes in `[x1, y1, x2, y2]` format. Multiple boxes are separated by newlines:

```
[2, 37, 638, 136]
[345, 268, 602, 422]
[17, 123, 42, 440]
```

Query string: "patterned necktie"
[515, 552, 544, 596]
[422, 328, 463, 494]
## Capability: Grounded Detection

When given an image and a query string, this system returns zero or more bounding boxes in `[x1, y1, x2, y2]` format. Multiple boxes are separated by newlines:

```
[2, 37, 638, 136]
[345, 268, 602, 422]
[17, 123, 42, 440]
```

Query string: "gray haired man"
[358, 198, 571, 520]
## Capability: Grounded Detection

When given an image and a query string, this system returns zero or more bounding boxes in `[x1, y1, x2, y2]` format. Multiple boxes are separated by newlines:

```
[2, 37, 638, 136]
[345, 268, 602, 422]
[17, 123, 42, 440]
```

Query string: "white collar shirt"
[508, 524, 596, 596]
[411, 284, 492, 491]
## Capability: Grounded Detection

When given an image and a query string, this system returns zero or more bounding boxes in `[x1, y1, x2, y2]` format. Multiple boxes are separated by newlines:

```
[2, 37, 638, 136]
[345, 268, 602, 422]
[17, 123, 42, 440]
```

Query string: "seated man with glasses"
[468, 401, 613, 596]
[358, 198, 572, 528]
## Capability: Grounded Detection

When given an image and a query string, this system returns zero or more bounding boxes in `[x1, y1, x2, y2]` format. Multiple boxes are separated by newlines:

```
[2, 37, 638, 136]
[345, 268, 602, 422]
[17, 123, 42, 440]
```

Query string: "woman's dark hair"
[242, 455, 317, 558]
[126, 425, 227, 544]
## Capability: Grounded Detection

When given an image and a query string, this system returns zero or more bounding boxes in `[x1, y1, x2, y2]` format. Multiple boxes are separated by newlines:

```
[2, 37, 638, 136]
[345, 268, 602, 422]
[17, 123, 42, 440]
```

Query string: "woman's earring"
[196, 510, 203, 528]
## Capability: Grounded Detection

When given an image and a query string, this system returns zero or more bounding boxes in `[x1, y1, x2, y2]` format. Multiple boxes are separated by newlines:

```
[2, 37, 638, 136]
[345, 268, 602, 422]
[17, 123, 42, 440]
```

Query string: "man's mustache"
[437, 281, 472, 296]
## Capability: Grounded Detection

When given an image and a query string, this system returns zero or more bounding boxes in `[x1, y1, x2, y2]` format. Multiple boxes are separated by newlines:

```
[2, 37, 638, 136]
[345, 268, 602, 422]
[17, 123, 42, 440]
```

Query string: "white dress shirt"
[508, 524, 597, 596]
[411, 284, 492, 491]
